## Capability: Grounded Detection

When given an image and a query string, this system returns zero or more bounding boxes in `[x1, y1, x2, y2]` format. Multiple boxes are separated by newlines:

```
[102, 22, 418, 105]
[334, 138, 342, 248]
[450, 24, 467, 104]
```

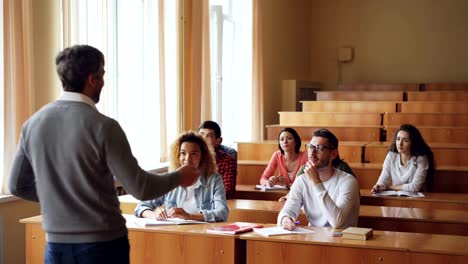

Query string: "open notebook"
[133, 217, 206, 227]
[373, 190, 425, 197]
[253, 226, 314, 237]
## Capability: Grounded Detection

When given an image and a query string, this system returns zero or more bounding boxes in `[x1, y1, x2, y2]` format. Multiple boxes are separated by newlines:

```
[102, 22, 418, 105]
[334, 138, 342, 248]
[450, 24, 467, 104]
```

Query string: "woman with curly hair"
[134, 131, 229, 222]
[372, 124, 435, 193]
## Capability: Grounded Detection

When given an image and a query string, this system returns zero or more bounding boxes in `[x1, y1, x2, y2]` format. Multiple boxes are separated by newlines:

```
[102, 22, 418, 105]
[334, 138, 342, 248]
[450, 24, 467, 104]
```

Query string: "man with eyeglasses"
[278, 129, 360, 230]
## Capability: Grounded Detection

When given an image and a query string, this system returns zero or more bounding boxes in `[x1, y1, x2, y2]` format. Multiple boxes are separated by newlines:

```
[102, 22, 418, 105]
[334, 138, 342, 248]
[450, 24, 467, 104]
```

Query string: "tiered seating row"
[237, 160, 468, 194]
[236, 141, 468, 193]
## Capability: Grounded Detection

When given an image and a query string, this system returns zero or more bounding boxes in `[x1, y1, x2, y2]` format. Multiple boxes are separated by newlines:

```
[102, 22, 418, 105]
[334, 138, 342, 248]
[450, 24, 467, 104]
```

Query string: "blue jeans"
[45, 235, 129, 264]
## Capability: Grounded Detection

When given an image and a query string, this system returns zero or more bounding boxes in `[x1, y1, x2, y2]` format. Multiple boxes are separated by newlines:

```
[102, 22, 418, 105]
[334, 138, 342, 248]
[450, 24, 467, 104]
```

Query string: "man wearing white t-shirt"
[278, 129, 360, 230]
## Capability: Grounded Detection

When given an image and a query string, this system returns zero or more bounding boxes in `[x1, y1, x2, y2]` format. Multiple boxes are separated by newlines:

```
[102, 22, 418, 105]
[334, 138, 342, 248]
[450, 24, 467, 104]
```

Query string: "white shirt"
[58, 91, 97, 110]
[278, 169, 360, 229]
[181, 184, 199, 214]
[376, 152, 428, 192]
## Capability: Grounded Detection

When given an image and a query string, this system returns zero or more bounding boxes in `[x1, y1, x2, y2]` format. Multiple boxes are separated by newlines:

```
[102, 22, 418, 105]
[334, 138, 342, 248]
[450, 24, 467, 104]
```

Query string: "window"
[209, 0, 252, 145]
[63, 0, 178, 169]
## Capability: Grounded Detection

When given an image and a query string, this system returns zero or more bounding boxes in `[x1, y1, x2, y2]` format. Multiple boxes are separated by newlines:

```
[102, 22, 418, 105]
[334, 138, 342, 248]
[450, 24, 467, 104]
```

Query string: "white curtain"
[60, 0, 178, 167]
[2, 0, 35, 194]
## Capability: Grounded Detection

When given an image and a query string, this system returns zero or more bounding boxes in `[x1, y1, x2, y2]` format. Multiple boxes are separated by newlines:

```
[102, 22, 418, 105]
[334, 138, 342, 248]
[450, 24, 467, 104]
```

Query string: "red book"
[207, 222, 264, 235]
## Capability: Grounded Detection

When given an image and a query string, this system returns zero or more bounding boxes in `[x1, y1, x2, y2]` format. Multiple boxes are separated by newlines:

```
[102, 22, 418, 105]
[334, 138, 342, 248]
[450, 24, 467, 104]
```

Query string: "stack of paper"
[342, 227, 373, 240]
[207, 222, 264, 235]
[253, 226, 314, 237]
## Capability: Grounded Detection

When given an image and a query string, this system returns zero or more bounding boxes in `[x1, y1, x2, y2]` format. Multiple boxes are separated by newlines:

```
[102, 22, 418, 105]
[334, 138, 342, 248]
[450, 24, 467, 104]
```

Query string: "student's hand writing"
[371, 184, 386, 194]
[168, 207, 190, 220]
[178, 165, 200, 187]
[281, 216, 297, 231]
[154, 206, 168, 220]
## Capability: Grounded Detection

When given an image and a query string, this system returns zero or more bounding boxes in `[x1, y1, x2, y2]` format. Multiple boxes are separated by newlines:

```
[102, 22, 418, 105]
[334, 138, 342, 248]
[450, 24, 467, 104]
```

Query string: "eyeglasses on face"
[304, 144, 333, 153]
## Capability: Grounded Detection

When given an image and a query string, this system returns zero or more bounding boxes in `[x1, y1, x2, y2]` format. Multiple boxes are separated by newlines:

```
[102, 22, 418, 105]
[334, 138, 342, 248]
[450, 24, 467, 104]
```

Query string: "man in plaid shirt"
[199, 121, 237, 199]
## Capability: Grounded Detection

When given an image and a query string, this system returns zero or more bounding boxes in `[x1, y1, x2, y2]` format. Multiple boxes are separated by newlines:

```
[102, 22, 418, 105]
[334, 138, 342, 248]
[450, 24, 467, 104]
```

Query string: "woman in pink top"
[259, 128, 308, 188]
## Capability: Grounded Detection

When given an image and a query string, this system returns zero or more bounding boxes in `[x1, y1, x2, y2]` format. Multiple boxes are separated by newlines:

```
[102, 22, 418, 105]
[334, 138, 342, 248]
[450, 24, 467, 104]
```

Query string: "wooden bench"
[338, 83, 420, 91]
[314, 91, 404, 101]
[364, 142, 468, 166]
[301, 101, 398, 113]
[384, 125, 468, 144]
[383, 112, 468, 127]
[407, 91, 468, 101]
[237, 161, 468, 193]
[266, 125, 382, 142]
[360, 189, 468, 210]
[227, 200, 468, 236]
[279, 112, 382, 126]
[399, 102, 468, 114]
[236, 141, 365, 162]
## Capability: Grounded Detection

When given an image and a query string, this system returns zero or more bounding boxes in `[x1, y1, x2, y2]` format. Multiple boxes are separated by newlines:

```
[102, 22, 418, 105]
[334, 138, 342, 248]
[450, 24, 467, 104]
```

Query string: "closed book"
[342, 227, 373, 240]
[207, 222, 264, 235]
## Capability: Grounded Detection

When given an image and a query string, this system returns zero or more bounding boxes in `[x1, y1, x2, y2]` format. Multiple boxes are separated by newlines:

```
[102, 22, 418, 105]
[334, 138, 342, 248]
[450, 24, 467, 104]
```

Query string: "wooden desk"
[235, 185, 288, 201]
[241, 224, 468, 264]
[227, 200, 468, 236]
[364, 141, 468, 167]
[315, 91, 404, 101]
[383, 112, 468, 127]
[20, 215, 245, 264]
[238, 161, 468, 193]
[399, 101, 468, 114]
[385, 125, 468, 144]
[407, 91, 468, 101]
[301, 101, 398, 113]
[278, 112, 382, 126]
[235, 185, 468, 210]
[360, 189, 468, 210]
[337, 83, 420, 91]
[424, 82, 468, 91]
[266, 125, 382, 142]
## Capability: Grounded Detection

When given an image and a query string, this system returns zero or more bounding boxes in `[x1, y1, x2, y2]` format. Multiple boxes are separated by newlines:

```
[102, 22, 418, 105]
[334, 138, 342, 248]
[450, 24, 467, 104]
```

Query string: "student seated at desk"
[372, 124, 435, 194]
[279, 154, 355, 202]
[278, 129, 360, 230]
[198, 120, 237, 199]
[134, 132, 229, 222]
[259, 127, 308, 188]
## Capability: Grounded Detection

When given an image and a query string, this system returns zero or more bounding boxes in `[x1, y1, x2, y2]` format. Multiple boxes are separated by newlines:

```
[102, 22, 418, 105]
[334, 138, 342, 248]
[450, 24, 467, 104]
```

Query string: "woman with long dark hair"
[259, 128, 308, 188]
[372, 124, 435, 193]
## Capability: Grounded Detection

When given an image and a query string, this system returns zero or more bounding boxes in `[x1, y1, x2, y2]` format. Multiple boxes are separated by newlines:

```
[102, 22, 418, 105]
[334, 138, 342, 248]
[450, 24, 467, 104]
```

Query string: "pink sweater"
[260, 150, 308, 186]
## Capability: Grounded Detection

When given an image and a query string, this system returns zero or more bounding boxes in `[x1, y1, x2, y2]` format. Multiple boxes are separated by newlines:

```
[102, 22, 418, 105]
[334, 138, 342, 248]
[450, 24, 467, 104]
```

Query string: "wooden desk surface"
[360, 189, 468, 210]
[21, 215, 245, 264]
[241, 225, 468, 264]
[235, 185, 287, 201]
[227, 199, 468, 236]
[235, 185, 468, 210]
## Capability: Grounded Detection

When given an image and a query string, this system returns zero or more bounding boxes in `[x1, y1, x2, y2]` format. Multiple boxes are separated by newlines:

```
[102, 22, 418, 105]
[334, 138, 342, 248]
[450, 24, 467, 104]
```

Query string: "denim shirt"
[134, 173, 229, 222]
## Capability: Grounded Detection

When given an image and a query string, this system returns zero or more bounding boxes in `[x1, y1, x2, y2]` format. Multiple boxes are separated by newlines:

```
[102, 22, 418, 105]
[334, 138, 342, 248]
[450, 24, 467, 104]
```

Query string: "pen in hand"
[294, 221, 300, 226]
